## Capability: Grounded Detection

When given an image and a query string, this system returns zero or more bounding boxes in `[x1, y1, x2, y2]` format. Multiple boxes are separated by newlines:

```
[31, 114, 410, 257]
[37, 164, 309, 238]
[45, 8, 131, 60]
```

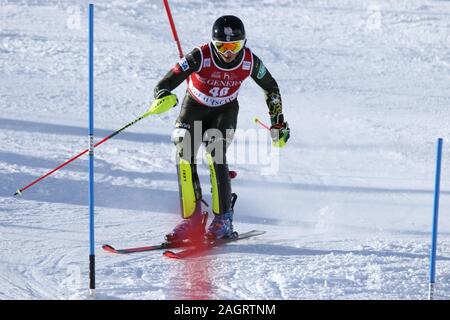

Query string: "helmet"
[212, 15, 246, 42]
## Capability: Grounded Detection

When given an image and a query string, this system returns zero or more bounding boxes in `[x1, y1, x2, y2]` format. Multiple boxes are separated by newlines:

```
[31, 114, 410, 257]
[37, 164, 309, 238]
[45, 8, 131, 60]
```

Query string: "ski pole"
[14, 104, 169, 196]
[253, 117, 270, 131]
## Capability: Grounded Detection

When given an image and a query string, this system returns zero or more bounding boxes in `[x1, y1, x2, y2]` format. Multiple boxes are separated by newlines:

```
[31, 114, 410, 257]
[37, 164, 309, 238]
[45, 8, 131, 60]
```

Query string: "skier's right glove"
[145, 89, 178, 116]
[270, 113, 290, 148]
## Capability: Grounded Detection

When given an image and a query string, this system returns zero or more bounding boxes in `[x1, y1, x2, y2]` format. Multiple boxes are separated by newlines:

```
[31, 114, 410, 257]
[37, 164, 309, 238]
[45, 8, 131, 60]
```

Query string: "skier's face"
[212, 39, 245, 63]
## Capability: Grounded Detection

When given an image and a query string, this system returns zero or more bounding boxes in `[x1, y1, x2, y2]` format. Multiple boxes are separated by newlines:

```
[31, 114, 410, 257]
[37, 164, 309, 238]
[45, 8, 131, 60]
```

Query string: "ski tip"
[252, 230, 266, 235]
[102, 244, 118, 254]
[163, 250, 181, 259]
[248, 230, 266, 237]
[14, 189, 22, 196]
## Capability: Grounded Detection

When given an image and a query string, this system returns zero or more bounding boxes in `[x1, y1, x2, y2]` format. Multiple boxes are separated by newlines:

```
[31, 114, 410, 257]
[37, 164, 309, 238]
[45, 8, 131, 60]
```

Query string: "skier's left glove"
[270, 113, 290, 148]
[145, 89, 178, 116]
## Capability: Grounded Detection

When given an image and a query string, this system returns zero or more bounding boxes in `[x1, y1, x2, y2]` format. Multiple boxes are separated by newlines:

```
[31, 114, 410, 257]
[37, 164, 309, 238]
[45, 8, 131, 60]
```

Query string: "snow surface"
[1, 0, 450, 300]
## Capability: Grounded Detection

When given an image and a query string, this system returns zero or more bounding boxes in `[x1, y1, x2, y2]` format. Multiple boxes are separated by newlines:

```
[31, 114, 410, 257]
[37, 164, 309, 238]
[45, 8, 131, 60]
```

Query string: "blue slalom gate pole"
[429, 138, 443, 300]
[88, 3, 95, 297]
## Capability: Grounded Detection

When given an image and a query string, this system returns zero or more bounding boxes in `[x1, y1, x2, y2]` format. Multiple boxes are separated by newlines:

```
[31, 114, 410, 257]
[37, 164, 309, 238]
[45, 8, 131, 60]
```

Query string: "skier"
[151, 15, 290, 241]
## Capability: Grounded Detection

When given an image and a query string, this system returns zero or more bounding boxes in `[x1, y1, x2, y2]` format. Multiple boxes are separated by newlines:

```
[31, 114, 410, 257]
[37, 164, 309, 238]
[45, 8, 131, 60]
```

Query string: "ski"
[102, 240, 195, 254]
[103, 213, 211, 254]
[163, 230, 266, 259]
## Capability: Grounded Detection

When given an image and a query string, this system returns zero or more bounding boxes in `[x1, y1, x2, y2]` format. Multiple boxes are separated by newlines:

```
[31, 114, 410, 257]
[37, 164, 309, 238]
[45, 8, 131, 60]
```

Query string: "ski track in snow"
[1, 0, 450, 299]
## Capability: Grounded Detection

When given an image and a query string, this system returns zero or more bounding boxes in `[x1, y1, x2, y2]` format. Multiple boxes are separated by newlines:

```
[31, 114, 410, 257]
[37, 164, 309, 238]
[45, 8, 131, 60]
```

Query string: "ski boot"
[206, 193, 239, 240]
[165, 210, 208, 243]
[205, 210, 236, 240]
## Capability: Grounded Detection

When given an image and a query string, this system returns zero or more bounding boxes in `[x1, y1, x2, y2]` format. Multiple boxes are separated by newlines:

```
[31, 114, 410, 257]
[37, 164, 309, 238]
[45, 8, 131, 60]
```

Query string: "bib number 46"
[209, 87, 230, 97]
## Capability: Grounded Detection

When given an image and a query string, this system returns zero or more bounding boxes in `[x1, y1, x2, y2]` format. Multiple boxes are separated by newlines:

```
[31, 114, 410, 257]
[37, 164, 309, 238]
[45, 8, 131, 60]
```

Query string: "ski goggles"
[212, 39, 245, 54]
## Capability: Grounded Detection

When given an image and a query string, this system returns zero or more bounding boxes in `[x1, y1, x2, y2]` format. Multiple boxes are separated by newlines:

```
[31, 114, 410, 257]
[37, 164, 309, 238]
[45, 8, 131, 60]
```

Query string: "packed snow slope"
[1, 0, 450, 299]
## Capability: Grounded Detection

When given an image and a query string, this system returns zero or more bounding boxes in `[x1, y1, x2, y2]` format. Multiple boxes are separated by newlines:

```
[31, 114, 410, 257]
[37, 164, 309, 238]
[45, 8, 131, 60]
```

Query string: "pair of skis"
[102, 230, 265, 259]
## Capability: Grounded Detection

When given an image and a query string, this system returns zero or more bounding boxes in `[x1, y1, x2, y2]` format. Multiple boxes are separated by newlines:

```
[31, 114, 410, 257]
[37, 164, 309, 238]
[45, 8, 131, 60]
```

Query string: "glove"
[145, 89, 178, 116]
[154, 89, 172, 99]
[270, 113, 290, 148]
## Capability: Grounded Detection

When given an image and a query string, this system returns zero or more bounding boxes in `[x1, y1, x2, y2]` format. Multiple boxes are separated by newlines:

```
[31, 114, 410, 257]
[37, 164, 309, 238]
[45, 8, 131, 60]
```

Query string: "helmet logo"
[224, 27, 234, 36]
[224, 27, 234, 41]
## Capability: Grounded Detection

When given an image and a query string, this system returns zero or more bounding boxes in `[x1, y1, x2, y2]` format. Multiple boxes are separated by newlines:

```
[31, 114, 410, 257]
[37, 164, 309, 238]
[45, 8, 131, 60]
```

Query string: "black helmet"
[212, 15, 246, 42]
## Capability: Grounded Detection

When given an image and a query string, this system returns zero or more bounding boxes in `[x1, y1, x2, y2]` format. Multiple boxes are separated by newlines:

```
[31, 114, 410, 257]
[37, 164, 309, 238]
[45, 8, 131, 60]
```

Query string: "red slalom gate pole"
[163, 0, 184, 58]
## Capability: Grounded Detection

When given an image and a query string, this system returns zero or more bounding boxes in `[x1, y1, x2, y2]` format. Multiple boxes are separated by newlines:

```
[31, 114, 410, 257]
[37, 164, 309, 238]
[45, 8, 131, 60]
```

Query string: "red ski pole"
[253, 117, 271, 131]
[14, 106, 165, 196]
